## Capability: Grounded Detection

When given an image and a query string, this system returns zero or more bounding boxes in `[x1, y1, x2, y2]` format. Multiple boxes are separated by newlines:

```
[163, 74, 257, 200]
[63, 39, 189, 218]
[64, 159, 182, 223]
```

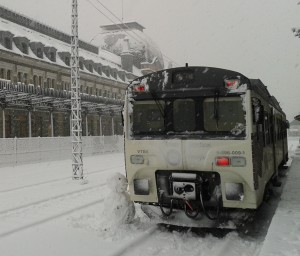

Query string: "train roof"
[130, 66, 285, 115]
[249, 79, 284, 114]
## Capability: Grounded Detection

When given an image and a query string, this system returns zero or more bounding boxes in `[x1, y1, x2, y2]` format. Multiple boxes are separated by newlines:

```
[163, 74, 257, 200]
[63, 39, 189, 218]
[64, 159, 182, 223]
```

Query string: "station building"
[0, 5, 164, 138]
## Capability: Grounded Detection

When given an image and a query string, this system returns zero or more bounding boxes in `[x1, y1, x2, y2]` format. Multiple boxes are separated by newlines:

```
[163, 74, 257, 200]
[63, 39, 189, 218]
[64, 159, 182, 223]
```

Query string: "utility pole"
[71, 0, 83, 180]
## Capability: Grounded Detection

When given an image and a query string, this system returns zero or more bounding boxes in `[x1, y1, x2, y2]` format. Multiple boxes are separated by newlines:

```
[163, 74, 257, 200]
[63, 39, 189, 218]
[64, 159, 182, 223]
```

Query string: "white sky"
[0, 0, 299, 120]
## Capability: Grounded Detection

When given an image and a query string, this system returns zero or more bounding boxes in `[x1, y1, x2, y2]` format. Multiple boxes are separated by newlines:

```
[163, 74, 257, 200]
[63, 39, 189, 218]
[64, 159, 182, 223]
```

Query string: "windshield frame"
[129, 95, 246, 140]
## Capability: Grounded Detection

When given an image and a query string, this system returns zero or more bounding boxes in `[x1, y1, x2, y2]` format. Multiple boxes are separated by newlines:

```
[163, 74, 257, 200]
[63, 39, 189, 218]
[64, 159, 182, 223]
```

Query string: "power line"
[85, 0, 180, 67]
[85, 0, 144, 45]
[94, 0, 179, 66]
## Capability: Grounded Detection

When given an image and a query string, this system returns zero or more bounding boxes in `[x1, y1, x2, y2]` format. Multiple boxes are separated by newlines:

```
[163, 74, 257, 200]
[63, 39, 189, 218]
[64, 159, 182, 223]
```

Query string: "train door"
[251, 98, 265, 190]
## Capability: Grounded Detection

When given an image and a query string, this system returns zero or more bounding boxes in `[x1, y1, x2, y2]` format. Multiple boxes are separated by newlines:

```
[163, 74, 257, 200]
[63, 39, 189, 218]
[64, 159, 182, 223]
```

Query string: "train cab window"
[132, 101, 165, 134]
[173, 99, 195, 132]
[203, 97, 245, 134]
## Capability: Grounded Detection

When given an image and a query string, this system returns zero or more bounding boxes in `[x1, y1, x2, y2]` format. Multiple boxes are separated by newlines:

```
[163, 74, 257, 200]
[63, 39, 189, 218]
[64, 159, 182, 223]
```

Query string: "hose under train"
[159, 187, 221, 220]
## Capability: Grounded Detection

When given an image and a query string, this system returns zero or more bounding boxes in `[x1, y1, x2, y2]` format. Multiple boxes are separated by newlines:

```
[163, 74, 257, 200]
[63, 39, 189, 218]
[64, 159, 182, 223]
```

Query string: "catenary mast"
[71, 0, 83, 179]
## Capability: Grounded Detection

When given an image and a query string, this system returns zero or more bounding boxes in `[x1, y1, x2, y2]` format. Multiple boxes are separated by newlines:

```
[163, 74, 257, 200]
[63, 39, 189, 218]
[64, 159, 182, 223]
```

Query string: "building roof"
[100, 22, 145, 32]
[0, 5, 143, 81]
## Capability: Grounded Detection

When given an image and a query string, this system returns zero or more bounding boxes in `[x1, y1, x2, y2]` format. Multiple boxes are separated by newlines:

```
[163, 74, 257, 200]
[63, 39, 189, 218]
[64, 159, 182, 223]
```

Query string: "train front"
[123, 67, 256, 225]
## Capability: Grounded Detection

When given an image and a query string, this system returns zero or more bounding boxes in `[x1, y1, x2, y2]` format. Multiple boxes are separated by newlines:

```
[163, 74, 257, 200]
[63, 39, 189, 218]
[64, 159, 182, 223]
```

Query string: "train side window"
[173, 99, 195, 132]
[264, 113, 271, 145]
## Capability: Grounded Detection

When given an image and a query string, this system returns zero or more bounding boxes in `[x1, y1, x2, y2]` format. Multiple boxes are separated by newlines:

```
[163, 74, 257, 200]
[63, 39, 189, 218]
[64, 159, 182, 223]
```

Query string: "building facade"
[0, 5, 164, 138]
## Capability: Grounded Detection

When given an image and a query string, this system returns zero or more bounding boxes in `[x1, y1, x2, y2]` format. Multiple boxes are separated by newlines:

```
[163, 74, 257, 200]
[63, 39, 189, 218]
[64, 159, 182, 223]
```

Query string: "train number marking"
[137, 150, 148, 154]
[217, 151, 245, 155]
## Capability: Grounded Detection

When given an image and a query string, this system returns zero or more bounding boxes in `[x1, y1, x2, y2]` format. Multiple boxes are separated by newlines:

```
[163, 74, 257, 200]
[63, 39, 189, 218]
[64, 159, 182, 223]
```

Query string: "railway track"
[0, 165, 123, 193]
[0, 185, 106, 238]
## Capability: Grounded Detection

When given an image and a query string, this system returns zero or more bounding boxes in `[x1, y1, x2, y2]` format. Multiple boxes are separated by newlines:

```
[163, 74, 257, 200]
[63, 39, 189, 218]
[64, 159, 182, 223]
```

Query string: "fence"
[0, 135, 124, 167]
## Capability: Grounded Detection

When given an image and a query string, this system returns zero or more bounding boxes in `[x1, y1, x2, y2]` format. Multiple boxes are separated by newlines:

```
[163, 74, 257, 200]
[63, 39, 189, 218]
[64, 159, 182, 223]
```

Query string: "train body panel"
[123, 66, 288, 222]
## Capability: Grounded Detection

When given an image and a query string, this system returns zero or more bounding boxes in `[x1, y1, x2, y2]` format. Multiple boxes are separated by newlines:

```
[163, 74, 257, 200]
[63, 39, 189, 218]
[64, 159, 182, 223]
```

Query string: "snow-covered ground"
[0, 138, 299, 256]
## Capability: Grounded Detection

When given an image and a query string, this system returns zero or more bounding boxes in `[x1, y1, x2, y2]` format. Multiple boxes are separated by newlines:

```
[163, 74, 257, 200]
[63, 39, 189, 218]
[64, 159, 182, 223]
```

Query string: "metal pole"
[28, 110, 32, 137]
[99, 115, 102, 136]
[86, 114, 88, 136]
[71, 0, 83, 180]
[50, 111, 54, 137]
[2, 109, 5, 138]
[111, 116, 114, 136]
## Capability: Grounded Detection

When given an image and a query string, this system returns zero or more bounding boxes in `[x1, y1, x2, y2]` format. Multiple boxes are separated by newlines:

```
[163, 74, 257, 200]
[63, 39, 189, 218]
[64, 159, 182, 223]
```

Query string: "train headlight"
[231, 157, 246, 167]
[216, 157, 230, 166]
[130, 155, 144, 164]
[225, 183, 244, 201]
[224, 78, 240, 90]
[215, 156, 246, 167]
[132, 83, 148, 93]
[133, 179, 150, 195]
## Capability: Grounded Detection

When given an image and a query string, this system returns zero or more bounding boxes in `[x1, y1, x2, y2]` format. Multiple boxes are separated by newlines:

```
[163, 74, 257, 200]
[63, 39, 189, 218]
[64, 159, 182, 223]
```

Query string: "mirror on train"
[257, 106, 264, 124]
[285, 120, 290, 129]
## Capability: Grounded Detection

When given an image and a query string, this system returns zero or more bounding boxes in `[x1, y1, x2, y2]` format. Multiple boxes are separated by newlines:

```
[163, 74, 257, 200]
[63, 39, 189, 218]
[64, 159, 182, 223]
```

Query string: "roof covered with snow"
[0, 5, 143, 82]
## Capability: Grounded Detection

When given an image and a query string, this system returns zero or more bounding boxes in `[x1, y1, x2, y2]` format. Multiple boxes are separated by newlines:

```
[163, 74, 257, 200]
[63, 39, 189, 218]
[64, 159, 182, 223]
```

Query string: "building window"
[97, 67, 102, 75]
[33, 75, 38, 86]
[7, 70, 11, 80]
[52, 79, 56, 89]
[39, 76, 43, 87]
[47, 78, 51, 88]
[79, 61, 83, 70]
[49, 52, 56, 62]
[89, 64, 93, 72]
[65, 57, 70, 66]
[0, 69, 4, 79]
[18, 72, 22, 83]
[21, 43, 28, 54]
[24, 73, 28, 84]
[4, 38, 12, 49]
[37, 48, 43, 58]
[86, 87, 89, 94]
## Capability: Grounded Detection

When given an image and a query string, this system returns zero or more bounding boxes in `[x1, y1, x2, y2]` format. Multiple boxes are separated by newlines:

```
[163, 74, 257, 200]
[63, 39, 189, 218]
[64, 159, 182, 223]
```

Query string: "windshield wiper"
[150, 90, 165, 118]
[214, 90, 220, 128]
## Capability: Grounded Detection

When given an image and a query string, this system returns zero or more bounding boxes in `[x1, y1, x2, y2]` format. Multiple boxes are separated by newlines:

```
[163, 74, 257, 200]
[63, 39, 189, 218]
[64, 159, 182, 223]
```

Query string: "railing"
[0, 135, 123, 167]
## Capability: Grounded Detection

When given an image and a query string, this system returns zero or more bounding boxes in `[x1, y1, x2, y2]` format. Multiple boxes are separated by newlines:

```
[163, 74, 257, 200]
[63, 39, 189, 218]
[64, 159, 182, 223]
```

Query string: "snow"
[0, 138, 299, 255]
[0, 17, 138, 80]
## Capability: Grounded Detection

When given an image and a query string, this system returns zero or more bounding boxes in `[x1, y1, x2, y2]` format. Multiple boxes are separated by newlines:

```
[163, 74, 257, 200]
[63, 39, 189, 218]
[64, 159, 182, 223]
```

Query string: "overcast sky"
[1, 0, 299, 120]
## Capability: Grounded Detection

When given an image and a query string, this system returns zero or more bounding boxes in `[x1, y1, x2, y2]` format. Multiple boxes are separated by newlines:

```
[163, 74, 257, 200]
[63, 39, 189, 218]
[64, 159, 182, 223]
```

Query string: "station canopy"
[0, 79, 123, 115]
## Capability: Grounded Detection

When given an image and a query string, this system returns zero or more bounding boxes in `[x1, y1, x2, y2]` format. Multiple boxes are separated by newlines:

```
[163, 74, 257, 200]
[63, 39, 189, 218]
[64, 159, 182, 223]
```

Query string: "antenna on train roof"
[185, 63, 188, 67]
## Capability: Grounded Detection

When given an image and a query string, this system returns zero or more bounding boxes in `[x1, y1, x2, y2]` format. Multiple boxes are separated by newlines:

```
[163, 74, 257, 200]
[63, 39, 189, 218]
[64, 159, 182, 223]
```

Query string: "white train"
[123, 66, 288, 223]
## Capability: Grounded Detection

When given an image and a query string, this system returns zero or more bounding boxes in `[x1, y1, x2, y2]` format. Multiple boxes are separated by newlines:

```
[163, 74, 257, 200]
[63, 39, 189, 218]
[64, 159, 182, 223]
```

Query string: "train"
[122, 66, 289, 225]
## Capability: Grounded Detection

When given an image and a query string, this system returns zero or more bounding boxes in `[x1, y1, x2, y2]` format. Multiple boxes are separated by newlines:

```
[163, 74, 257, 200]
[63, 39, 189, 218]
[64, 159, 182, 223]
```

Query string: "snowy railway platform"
[0, 138, 299, 256]
[258, 137, 300, 256]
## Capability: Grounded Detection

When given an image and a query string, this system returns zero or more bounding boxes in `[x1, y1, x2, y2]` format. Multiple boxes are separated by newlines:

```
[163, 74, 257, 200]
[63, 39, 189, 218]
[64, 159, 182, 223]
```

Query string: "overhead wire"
[84, 0, 180, 67]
